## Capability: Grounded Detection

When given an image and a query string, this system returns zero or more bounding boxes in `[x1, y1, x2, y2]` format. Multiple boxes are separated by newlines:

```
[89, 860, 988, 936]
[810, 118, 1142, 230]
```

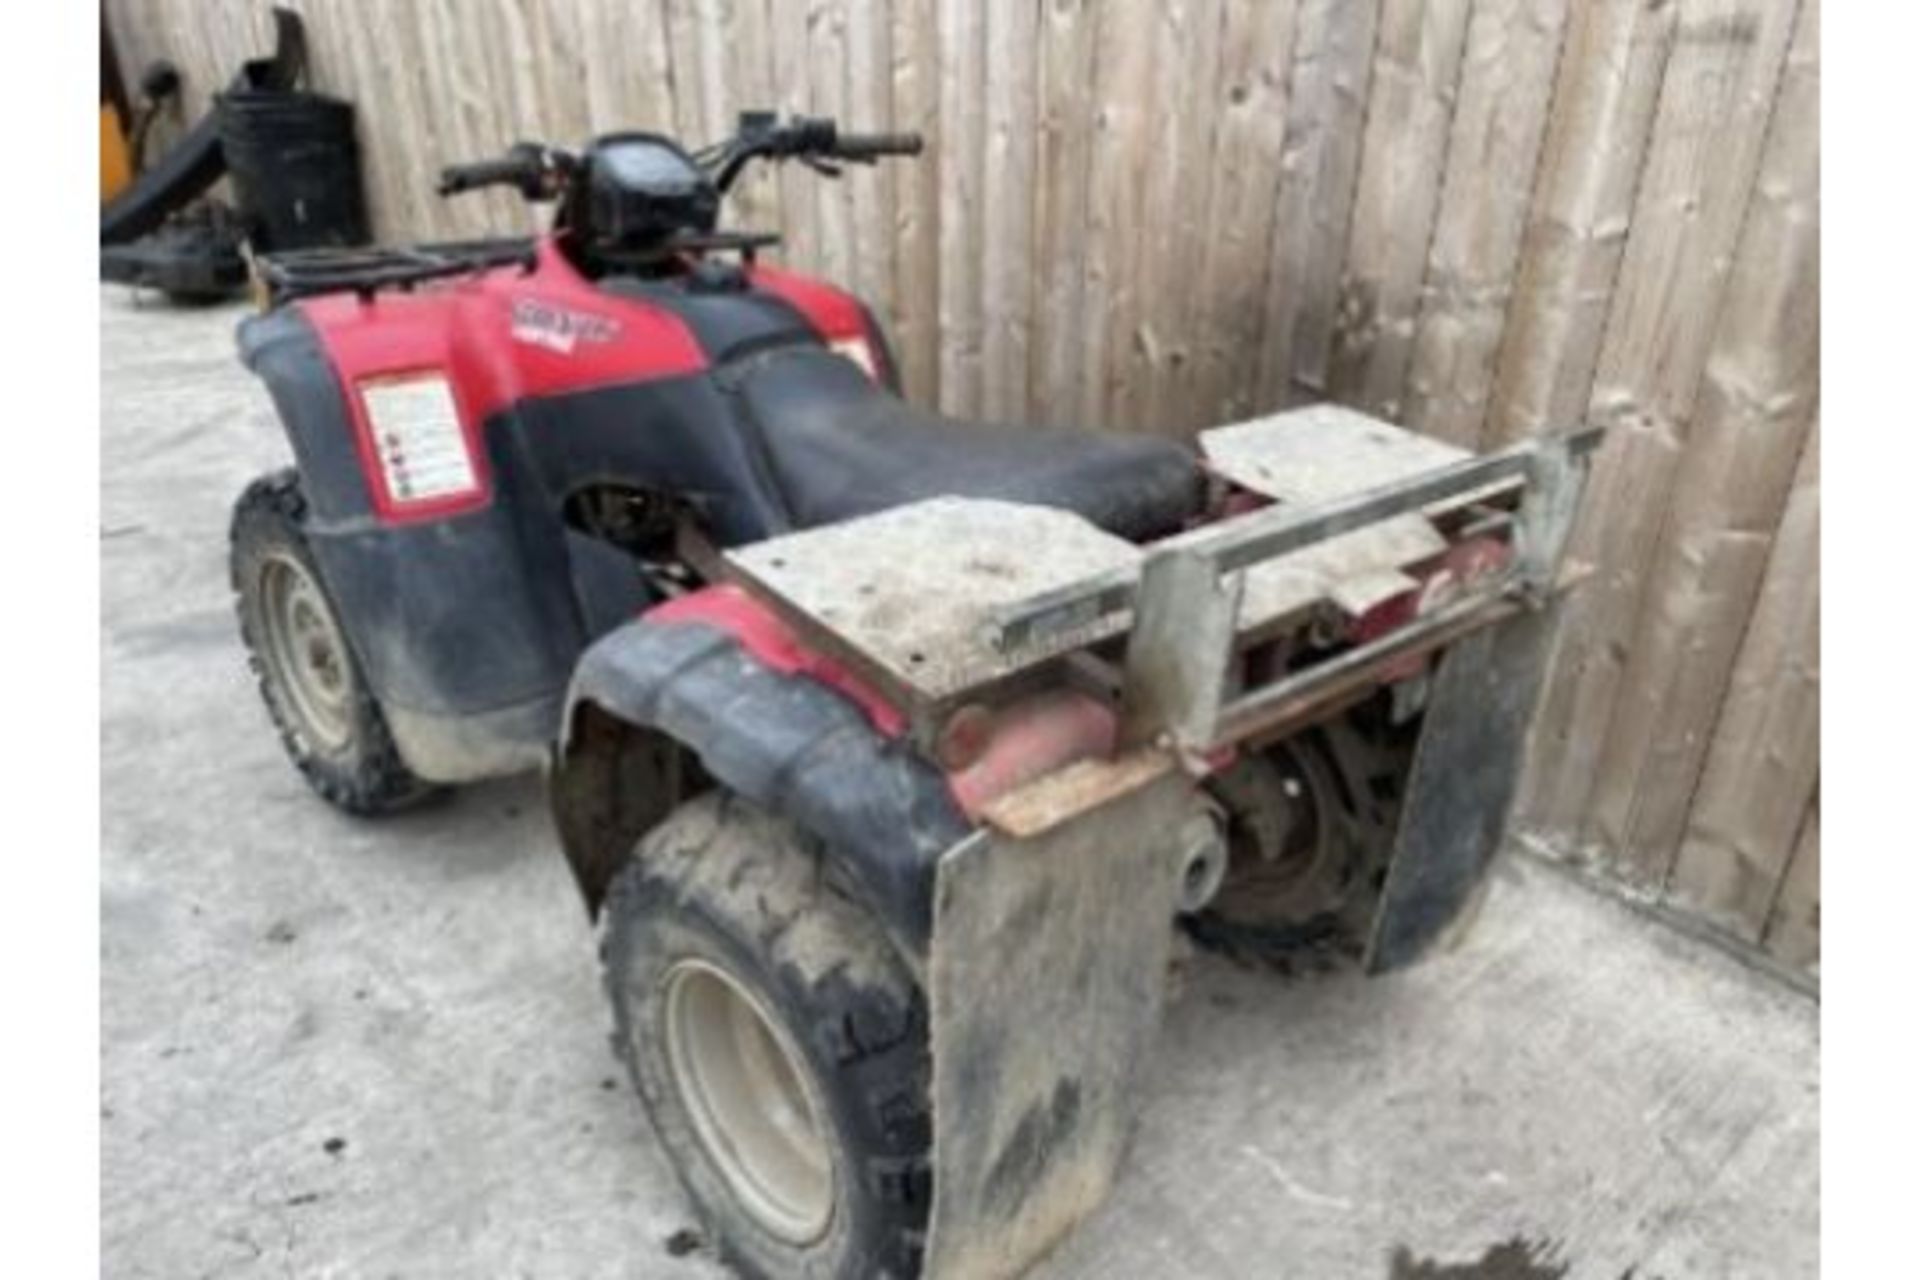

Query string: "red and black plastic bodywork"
[240, 239, 905, 781]
[243, 233, 1200, 960]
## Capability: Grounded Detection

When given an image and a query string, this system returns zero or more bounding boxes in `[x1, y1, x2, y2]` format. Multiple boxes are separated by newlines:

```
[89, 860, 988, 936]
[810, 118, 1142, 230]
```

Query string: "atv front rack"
[723, 405, 1600, 762]
[256, 237, 537, 303]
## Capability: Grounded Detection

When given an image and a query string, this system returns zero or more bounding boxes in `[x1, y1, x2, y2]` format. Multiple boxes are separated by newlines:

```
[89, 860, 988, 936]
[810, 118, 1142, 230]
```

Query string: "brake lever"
[801, 155, 844, 178]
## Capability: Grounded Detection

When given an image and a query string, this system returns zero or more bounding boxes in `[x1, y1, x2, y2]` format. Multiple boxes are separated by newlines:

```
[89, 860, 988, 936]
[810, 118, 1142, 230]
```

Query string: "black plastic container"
[218, 89, 369, 252]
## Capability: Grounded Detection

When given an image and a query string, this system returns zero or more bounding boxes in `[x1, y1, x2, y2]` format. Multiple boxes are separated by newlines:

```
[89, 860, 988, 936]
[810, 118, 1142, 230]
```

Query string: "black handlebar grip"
[437, 154, 538, 197]
[833, 132, 924, 160]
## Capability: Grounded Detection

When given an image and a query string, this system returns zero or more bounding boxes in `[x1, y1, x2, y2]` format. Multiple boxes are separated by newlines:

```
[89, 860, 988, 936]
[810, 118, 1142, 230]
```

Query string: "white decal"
[361, 375, 478, 504]
[510, 298, 621, 354]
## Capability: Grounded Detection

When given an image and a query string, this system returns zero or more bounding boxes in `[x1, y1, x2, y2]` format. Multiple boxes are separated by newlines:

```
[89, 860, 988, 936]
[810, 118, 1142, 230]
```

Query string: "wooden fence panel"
[1512, 0, 1802, 848]
[1668, 416, 1820, 940]
[103, 0, 1821, 980]
[1583, 0, 1820, 883]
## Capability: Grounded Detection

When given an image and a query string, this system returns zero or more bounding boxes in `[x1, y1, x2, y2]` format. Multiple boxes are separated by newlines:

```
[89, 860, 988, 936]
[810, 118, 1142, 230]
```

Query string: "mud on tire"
[230, 469, 435, 815]
[602, 792, 932, 1280]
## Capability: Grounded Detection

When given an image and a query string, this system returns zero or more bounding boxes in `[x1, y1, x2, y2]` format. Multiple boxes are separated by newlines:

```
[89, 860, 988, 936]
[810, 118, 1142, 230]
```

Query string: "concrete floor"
[101, 291, 1819, 1279]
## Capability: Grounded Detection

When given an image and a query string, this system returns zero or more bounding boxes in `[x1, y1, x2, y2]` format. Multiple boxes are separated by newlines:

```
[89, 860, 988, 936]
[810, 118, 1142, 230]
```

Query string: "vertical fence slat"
[890, 0, 941, 405]
[979, 0, 1040, 421]
[935, 0, 986, 415]
[1133, 0, 1227, 435]
[1485, 0, 1679, 447]
[723, 0, 782, 231]
[1186, 0, 1300, 425]
[1255, 0, 1382, 409]
[808, 0, 858, 290]
[1402, 0, 1570, 449]
[843, 0, 899, 332]
[1027, 0, 1100, 420]
[1762, 794, 1819, 974]
[1325, 0, 1474, 420]
[1074, 1, 1155, 427]
[770, 0, 820, 267]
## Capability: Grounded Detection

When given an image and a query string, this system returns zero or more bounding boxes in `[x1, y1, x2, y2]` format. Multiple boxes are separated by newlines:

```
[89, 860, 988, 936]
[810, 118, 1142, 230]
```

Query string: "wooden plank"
[1131, 0, 1227, 435]
[722, 0, 782, 232]
[664, 0, 711, 155]
[1025, 0, 1100, 420]
[935, 0, 987, 415]
[769, 0, 821, 267]
[1402, 0, 1571, 449]
[1514, 0, 1803, 854]
[1074, 0, 1158, 427]
[807, 0, 858, 291]
[978, 0, 1041, 422]
[1096, 0, 1223, 433]
[1583, 0, 1819, 881]
[1184, 0, 1300, 425]
[1761, 793, 1819, 975]
[843, 0, 899, 333]
[890, 0, 942, 405]
[1665, 415, 1818, 940]
[1485, 0, 1680, 446]
[1324, 0, 1474, 420]
[1255, 0, 1382, 410]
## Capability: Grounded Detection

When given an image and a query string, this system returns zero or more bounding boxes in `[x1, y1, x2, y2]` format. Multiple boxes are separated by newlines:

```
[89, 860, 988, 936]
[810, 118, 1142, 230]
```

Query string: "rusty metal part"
[924, 765, 1196, 1279]
[976, 749, 1175, 841]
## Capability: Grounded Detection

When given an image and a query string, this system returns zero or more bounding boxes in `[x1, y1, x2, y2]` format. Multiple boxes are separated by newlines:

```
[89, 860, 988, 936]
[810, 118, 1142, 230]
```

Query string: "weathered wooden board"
[978, 0, 1039, 423]
[1403, 0, 1570, 448]
[1763, 794, 1820, 974]
[935, 0, 986, 418]
[1484, 0, 1681, 446]
[1666, 416, 1819, 940]
[1026, 0, 1101, 422]
[889, 0, 942, 405]
[1256, 0, 1383, 408]
[1184, 0, 1300, 425]
[1326, 0, 1474, 420]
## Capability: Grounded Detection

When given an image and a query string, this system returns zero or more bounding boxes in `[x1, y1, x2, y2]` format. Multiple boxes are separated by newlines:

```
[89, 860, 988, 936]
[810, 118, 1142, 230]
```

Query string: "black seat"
[735, 347, 1202, 541]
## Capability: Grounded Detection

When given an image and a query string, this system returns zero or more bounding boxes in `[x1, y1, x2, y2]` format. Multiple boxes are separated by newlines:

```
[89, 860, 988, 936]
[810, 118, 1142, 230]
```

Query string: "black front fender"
[552, 619, 972, 959]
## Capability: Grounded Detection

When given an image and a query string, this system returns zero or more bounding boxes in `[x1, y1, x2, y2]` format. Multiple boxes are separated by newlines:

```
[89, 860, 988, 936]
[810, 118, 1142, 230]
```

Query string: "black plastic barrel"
[217, 89, 369, 252]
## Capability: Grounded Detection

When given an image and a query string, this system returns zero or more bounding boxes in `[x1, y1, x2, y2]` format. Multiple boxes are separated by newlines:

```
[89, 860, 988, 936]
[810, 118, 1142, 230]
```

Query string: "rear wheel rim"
[258, 555, 354, 752]
[662, 959, 836, 1244]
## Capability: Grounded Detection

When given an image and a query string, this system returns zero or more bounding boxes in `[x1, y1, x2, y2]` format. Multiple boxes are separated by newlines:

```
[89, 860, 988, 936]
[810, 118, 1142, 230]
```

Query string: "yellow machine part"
[101, 103, 132, 203]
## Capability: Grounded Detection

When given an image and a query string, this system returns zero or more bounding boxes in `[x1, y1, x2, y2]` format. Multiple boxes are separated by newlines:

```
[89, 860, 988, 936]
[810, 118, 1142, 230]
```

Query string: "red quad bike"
[231, 113, 1599, 1279]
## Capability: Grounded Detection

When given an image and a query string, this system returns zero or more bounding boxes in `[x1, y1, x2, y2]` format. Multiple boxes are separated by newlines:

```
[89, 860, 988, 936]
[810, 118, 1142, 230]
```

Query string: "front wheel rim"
[661, 959, 836, 1244]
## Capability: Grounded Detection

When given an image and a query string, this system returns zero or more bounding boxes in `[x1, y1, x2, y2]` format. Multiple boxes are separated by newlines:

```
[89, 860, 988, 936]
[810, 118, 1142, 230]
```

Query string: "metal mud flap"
[922, 753, 1199, 1280]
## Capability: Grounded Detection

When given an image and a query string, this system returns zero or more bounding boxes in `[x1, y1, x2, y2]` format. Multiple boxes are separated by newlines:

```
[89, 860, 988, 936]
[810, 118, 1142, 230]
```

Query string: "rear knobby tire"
[602, 792, 932, 1280]
[230, 469, 435, 815]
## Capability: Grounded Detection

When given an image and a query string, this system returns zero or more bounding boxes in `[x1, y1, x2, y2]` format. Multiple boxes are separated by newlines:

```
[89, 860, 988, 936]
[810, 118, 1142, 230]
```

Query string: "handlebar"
[832, 131, 924, 161]
[437, 116, 923, 204]
[437, 143, 565, 198]
[710, 114, 922, 191]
